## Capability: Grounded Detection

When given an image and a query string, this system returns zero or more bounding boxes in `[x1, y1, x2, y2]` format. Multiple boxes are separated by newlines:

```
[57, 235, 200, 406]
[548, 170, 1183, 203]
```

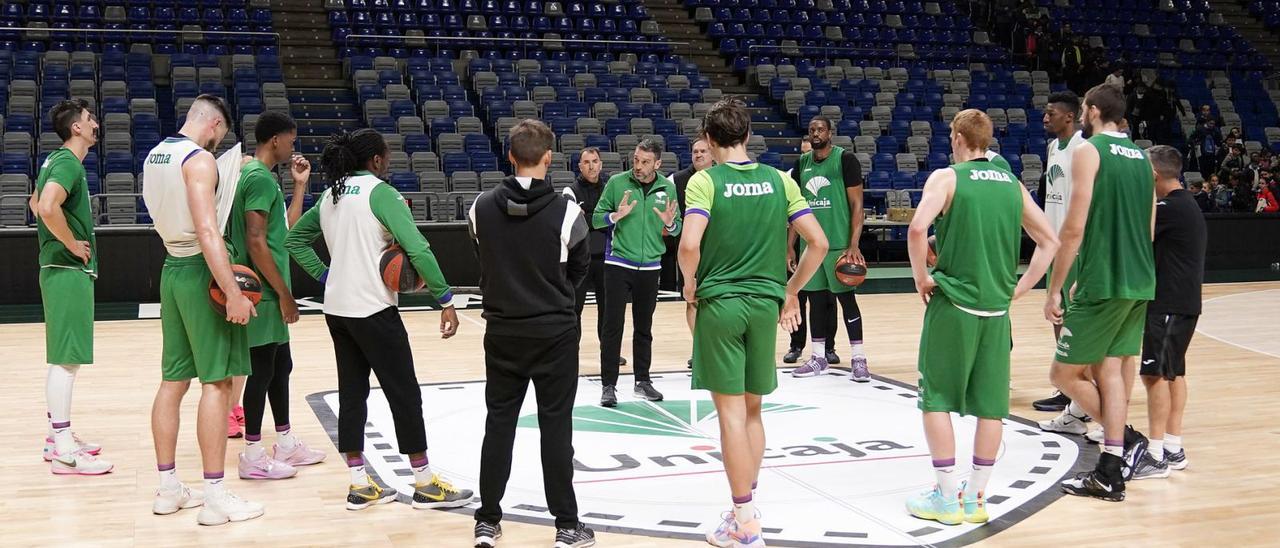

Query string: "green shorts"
[917, 293, 1011, 419]
[691, 295, 780, 396]
[800, 248, 856, 294]
[1055, 298, 1147, 365]
[39, 267, 94, 365]
[160, 254, 251, 383]
[248, 295, 289, 348]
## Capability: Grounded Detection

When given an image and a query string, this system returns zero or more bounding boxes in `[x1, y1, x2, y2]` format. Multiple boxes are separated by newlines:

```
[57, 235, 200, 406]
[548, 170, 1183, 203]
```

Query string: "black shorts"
[1140, 312, 1199, 379]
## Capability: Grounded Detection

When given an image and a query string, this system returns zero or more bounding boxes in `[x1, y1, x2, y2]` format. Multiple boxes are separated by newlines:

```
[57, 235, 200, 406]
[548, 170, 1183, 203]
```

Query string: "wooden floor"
[3, 282, 1278, 547]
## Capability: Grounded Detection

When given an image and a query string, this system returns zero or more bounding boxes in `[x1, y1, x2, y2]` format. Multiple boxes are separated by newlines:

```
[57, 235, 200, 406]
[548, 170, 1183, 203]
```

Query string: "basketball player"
[1131, 146, 1204, 479]
[30, 99, 110, 474]
[226, 111, 325, 480]
[1035, 91, 1091, 416]
[470, 119, 596, 548]
[1047, 84, 1156, 502]
[905, 110, 1059, 525]
[563, 147, 624, 367]
[680, 98, 828, 547]
[784, 139, 837, 364]
[789, 116, 871, 381]
[592, 139, 681, 407]
[285, 128, 473, 511]
[143, 95, 262, 524]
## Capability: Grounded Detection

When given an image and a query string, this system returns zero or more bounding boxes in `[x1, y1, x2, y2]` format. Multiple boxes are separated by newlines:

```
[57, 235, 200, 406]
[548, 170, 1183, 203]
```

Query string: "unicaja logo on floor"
[309, 372, 1088, 546]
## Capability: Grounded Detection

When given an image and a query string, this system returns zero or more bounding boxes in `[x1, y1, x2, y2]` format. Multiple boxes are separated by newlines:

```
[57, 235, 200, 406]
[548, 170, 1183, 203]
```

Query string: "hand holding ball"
[209, 265, 264, 315]
[834, 255, 868, 287]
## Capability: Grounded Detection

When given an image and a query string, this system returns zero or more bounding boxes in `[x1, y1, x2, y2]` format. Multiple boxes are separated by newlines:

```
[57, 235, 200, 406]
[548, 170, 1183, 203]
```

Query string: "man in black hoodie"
[563, 146, 624, 367]
[468, 119, 595, 548]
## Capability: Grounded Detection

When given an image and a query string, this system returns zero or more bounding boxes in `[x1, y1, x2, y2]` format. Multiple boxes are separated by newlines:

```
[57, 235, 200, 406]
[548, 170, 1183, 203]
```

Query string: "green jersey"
[985, 150, 1012, 171]
[228, 159, 291, 302]
[931, 159, 1024, 313]
[685, 162, 811, 302]
[35, 148, 97, 276]
[795, 145, 852, 250]
[1076, 132, 1155, 301]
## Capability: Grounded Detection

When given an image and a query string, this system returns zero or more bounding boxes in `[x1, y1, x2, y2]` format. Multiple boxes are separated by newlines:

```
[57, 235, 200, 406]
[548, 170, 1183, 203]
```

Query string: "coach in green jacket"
[592, 139, 681, 407]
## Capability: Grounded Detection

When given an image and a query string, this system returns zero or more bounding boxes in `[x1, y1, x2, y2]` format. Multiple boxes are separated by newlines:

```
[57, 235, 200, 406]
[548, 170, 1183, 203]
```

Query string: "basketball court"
[1, 281, 1277, 546]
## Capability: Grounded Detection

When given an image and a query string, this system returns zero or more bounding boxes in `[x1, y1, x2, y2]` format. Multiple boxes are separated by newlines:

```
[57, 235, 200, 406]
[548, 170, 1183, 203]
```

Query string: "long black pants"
[789, 293, 838, 352]
[476, 328, 580, 529]
[600, 265, 659, 387]
[243, 342, 294, 437]
[326, 307, 427, 455]
[805, 290, 864, 345]
[573, 255, 607, 343]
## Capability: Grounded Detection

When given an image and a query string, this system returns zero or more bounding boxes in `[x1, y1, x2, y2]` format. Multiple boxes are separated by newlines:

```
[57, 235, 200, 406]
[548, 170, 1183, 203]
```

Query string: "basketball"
[927, 235, 938, 267]
[380, 244, 425, 293]
[208, 264, 263, 315]
[835, 255, 868, 287]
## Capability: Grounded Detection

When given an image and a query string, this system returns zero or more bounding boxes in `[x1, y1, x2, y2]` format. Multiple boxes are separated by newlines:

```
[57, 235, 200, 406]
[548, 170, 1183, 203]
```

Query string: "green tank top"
[932, 159, 1024, 312]
[694, 163, 794, 302]
[1076, 132, 1155, 301]
[795, 146, 850, 250]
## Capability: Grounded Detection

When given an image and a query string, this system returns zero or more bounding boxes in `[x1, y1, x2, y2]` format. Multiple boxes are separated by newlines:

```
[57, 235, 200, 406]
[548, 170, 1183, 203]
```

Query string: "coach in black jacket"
[562, 147, 611, 339]
[467, 120, 595, 544]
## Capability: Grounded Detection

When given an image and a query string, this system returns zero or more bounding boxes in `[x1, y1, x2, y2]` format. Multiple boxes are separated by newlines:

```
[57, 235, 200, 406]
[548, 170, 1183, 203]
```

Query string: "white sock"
[276, 427, 298, 450]
[46, 365, 79, 453]
[1102, 443, 1124, 458]
[933, 459, 960, 498]
[1066, 400, 1087, 419]
[733, 497, 755, 524]
[159, 467, 180, 490]
[244, 439, 266, 461]
[811, 339, 825, 358]
[965, 460, 995, 498]
[349, 465, 369, 486]
[1164, 434, 1182, 453]
[1147, 438, 1164, 460]
[850, 341, 866, 358]
[412, 459, 433, 485]
[204, 475, 226, 498]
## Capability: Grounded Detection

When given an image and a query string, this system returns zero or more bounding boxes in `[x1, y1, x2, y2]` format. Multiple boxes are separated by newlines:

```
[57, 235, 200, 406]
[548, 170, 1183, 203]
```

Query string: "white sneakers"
[197, 490, 265, 526]
[50, 450, 114, 475]
[1039, 409, 1089, 435]
[153, 483, 205, 515]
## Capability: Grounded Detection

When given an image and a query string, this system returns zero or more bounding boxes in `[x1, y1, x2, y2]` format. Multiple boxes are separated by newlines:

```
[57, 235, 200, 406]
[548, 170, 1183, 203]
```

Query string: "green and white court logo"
[310, 372, 1088, 547]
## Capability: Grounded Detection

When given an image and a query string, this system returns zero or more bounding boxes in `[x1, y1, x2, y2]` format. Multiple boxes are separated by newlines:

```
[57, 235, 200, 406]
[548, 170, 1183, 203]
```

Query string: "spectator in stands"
[1197, 105, 1224, 129]
[1104, 66, 1125, 90]
[1230, 173, 1257, 212]
[1191, 182, 1212, 212]
[1191, 120, 1223, 177]
[1210, 174, 1234, 211]
[1219, 143, 1248, 180]
[1257, 182, 1279, 213]
[1061, 36, 1087, 94]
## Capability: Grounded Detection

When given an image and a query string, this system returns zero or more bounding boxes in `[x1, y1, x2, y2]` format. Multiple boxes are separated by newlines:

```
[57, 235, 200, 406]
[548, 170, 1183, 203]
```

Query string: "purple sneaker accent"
[791, 356, 829, 378]
[850, 355, 870, 382]
[238, 452, 298, 480]
[274, 441, 327, 466]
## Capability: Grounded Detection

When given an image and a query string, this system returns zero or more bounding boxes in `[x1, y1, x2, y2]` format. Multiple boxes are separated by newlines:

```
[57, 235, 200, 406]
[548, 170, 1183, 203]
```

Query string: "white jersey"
[1044, 131, 1086, 233]
[316, 173, 400, 318]
[142, 136, 207, 257]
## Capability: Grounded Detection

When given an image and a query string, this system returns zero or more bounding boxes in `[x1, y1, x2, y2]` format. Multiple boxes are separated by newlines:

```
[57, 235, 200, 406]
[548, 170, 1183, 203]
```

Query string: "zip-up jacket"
[561, 173, 608, 256]
[591, 169, 682, 270]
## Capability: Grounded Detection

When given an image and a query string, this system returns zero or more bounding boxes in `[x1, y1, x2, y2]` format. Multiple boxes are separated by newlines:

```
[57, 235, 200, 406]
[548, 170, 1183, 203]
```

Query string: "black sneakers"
[634, 381, 664, 402]
[1165, 448, 1188, 470]
[474, 521, 502, 548]
[1033, 390, 1071, 412]
[825, 350, 841, 364]
[553, 523, 596, 548]
[1062, 452, 1126, 502]
[618, 357, 627, 366]
[783, 348, 803, 364]
[600, 385, 617, 408]
[1131, 451, 1171, 480]
[1121, 426, 1149, 482]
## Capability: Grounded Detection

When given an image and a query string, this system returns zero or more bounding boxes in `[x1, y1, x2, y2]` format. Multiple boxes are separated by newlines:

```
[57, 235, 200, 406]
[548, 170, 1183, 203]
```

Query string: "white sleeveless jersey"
[142, 136, 207, 257]
[1044, 131, 1086, 233]
[317, 173, 399, 317]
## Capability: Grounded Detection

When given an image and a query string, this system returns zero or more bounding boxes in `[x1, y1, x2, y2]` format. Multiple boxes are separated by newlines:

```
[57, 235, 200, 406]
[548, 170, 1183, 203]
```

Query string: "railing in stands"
[343, 34, 689, 59]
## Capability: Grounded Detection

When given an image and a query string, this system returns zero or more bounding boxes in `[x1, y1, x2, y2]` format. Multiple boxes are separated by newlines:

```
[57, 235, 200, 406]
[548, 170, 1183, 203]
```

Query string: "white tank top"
[1045, 131, 1085, 233]
[317, 173, 399, 317]
[142, 136, 207, 257]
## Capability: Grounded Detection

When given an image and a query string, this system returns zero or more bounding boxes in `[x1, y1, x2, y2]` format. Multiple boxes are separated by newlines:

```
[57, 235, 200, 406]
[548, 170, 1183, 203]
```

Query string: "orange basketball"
[209, 264, 264, 315]
[834, 255, 868, 287]
[380, 244, 425, 293]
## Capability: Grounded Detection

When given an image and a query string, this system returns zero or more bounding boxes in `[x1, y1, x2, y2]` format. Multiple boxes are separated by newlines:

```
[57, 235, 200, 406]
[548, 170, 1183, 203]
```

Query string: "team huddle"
[29, 82, 1201, 548]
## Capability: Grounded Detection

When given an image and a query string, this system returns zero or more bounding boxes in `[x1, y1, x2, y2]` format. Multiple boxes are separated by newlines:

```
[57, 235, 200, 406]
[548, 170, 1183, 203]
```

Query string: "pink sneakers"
[50, 450, 114, 475]
[42, 434, 101, 461]
[227, 406, 245, 439]
[237, 451, 297, 480]
[273, 440, 326, 467]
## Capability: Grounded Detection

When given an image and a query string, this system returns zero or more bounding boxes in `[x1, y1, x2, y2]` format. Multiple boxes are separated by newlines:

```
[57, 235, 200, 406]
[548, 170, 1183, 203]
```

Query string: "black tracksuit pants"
[325, 307, 428, 455]
[573, 255, 607, 342]
[476, 328, 580, 529]
[600, 264, 659, 387]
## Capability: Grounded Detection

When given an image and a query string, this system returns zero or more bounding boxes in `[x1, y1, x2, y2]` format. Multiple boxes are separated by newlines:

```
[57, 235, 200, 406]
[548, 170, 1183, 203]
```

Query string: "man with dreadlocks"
[285, 128, 474, 511]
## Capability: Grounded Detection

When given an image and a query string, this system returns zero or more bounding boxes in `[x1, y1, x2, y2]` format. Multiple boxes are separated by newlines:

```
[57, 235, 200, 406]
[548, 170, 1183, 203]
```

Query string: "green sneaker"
[411, 473, 474, 509]
[961, 483, 989, 523]
[346, 477, 397, 511]
[906, 486, 963, 525]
